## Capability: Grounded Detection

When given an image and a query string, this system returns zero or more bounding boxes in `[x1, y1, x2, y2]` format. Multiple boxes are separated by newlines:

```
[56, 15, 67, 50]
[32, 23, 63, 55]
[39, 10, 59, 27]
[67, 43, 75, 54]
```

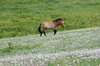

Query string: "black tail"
[38, 24, 42, 36]
[38, 24, 41, 32]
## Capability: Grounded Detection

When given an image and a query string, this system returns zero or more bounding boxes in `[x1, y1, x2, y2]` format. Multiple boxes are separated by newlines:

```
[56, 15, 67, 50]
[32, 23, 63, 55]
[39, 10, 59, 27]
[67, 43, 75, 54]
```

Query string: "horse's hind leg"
[42, 28, 46, 36]
[40, 32, 42, 36]
[44, 31, 46, 36]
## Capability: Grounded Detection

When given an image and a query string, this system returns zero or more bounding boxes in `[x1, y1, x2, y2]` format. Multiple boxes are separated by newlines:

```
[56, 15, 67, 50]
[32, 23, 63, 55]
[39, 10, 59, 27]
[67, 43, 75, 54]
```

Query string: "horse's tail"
[38, 24, 42, 33]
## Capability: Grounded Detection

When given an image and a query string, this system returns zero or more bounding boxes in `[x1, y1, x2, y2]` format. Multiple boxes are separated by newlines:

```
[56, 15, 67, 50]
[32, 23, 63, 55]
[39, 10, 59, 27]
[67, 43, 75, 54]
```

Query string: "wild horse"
[38, 19, 65, 36]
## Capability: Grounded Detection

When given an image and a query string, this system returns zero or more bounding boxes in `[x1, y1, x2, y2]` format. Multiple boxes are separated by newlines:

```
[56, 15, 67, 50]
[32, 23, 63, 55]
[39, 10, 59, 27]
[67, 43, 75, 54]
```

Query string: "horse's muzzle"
[62, 25, 65, 28]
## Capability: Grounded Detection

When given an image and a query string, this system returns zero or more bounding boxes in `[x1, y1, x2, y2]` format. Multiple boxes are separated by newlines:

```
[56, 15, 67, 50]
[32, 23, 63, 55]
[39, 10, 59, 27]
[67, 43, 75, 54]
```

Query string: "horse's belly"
[45, 24, 54, 29]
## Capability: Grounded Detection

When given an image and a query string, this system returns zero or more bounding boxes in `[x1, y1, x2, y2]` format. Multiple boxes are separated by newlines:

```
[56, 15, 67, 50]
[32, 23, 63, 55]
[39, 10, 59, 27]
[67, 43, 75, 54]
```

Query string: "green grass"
[77, 59, 100, 66]
[45, 58, 100, 66]
[0, 0, 100, 38]
[0, 43, 42, 56]
[0, 0, 100, 65]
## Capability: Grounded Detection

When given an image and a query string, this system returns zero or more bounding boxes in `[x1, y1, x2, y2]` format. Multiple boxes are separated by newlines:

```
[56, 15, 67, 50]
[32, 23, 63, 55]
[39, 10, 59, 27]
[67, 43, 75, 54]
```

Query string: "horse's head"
[54, 19, 65, 28]
[60, 19, 65, 28]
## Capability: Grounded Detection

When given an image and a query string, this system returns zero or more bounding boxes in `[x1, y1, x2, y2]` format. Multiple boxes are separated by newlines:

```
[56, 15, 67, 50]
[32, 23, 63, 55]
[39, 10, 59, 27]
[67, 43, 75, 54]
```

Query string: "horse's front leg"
[54, 29, 57, 35]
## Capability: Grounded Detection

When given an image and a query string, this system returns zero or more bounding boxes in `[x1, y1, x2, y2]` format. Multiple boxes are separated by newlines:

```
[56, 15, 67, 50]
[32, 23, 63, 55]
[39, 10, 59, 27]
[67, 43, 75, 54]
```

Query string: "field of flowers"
[0, 27, 100, 66]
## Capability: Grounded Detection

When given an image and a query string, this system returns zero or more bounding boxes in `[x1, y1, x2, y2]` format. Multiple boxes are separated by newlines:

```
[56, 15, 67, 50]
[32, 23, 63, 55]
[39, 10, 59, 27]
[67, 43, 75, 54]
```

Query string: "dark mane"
[53, 19, 63, 22]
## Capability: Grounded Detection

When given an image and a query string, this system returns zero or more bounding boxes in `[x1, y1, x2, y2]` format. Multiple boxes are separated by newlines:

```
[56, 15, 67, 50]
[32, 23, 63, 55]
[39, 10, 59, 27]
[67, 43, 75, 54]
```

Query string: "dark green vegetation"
[0, 42, 42, 56]
[0, 0, 100, 38]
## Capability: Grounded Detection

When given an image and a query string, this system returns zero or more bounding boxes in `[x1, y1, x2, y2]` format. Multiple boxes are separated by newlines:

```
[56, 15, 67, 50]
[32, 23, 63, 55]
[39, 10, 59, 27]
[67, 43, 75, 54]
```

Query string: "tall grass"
[0, 0, 100, 38]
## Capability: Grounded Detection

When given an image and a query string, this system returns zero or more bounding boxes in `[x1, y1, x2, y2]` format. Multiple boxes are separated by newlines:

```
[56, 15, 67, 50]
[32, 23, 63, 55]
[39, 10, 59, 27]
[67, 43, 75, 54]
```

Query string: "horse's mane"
[53, 19, 63, 22]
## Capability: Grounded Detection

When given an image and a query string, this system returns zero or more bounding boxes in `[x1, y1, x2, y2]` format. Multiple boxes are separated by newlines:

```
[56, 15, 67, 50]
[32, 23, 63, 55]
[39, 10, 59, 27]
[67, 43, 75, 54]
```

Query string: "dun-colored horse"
[38, 19, 65, 36]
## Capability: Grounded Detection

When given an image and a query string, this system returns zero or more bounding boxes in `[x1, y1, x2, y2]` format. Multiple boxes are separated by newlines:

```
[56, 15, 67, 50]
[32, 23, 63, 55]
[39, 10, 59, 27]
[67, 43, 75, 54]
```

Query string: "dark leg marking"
[40, 32, 42, 36]
[54, 29, 57, 35]
[44, 31, 46, 36]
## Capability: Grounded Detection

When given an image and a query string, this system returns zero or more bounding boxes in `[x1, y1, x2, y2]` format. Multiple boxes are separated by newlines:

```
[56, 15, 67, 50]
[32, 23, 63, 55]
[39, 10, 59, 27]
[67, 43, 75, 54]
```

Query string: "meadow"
[0, 27, 100, 66]
[0, 0, 100, 66]
[0, 0, 100, 38]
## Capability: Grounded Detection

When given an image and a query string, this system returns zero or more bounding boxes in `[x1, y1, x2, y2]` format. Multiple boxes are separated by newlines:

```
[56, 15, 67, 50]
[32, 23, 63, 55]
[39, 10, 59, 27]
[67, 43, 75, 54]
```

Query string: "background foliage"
[0, 0, 100, 38]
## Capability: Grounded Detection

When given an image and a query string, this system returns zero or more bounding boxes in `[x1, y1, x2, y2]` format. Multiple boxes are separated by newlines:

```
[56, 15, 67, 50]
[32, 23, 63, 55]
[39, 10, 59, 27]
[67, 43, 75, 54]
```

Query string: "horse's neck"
[54, 21, 60, 26]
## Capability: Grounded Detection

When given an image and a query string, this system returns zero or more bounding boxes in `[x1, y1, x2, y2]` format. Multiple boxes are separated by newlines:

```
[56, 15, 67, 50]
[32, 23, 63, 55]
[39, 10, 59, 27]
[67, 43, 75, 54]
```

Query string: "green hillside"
[0, 0, 100, 38]
[0, 27, 100, 66]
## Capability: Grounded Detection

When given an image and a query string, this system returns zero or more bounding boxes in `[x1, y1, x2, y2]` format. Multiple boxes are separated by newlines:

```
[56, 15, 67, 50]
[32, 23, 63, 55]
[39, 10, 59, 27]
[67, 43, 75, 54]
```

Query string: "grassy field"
[0, 0, 100, 66]
[0, 0, 100, 38]
[0, 27, 100, 66]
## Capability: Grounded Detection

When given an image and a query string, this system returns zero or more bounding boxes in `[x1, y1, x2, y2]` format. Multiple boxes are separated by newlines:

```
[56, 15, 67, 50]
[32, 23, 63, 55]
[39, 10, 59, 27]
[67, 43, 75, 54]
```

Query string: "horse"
[38, 19, 65, 36]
